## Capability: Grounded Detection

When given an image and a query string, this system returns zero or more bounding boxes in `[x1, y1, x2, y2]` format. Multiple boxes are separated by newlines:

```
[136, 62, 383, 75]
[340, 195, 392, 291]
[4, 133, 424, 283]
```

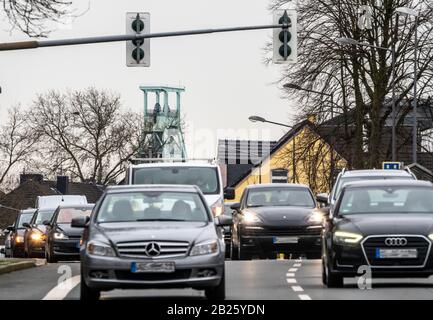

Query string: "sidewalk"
[0, 258, 46, 275]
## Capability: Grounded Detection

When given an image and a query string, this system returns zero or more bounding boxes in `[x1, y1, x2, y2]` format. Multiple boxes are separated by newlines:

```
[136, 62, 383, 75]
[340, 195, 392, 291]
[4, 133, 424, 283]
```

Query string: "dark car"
[8, 209, 36, 257]
[44, 204, 94, 262]
[23, 208, 56, 258]
[230, 183, 323, 260]
[322, 180, 433, 288]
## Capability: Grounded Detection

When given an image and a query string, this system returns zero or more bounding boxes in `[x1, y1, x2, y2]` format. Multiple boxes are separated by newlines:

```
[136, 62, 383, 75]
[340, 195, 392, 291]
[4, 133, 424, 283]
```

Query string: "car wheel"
[80, 270, 100, 301]
[46, 247, 58, 263]
[205, 270, 226, 300]
[323, 257, 344, 288]
[237, 239, 251, 260]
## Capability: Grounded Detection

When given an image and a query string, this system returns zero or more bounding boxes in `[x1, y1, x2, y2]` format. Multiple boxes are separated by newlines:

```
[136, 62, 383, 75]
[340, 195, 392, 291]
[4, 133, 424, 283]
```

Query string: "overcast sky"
[0, 0, 295, 158]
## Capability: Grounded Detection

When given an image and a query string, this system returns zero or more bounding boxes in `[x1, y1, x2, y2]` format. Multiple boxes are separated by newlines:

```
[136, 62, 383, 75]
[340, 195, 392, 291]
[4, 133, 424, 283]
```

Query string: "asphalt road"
[1, 259, 433, 300]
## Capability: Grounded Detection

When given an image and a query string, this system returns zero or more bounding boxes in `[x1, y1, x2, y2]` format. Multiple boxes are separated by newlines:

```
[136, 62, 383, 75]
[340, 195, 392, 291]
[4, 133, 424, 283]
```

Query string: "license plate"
[376, 248, 418, 259]
[131, 261, 175, 273]
[273, 236, 299, 244]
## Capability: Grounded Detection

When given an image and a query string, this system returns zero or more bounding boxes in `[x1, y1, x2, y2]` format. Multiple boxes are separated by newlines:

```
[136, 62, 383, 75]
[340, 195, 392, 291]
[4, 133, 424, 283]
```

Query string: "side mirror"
[230, 202, 241, 211]
[6, 225, 15, 232]
[224, 187, 235, 200]
[0, 247, 5, 254]
[316, 193, 329, 205]
[215, 215, 233, 226]
[22, 223, 31, 229]
[42, 220, 51, 226]
[71, 216, 90, 228]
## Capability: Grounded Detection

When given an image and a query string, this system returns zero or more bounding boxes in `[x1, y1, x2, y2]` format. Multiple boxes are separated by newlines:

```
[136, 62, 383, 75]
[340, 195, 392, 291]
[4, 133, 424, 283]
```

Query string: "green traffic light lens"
[279, 16, 291, 25]
[279, 31, 292, 43]
[132, 48, 145, 61]
[279, 45, 292, 58]
[131, 19, 144, 32]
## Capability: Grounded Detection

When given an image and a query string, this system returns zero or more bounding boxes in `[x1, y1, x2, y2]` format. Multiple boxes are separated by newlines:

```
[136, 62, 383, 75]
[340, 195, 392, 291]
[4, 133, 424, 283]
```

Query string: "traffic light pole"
[0, 24, 286, 51]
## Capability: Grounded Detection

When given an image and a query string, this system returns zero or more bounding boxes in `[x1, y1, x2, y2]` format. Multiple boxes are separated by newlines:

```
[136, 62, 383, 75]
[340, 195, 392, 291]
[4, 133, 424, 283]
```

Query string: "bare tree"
[28, 88, 148, 184]
[0, 106, 39, 190]
[269, 0, 433, 168]
[2, 0, 77, 37]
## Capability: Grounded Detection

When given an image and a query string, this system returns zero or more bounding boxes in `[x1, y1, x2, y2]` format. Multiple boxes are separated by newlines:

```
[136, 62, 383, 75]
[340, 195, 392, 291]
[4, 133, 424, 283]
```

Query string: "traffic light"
[126, 12, 150, 67]
[273, 9, 297, 64]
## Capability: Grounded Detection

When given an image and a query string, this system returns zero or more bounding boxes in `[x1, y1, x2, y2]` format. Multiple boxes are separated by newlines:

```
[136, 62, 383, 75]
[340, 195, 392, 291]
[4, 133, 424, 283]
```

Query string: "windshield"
[333, 175, 413, 200]
[16, 213, 33, 228]
[34, 210, 55, 225]
[132, 167, 220, 195]
[246, 188, 315, 208]
[97, 191, 209, 223]
[56, 208, 92, 224]
[338, 186, 433, 215]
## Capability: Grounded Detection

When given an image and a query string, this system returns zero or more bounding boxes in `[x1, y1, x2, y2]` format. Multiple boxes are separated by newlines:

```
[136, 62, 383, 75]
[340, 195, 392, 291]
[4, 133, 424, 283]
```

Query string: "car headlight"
[211, 199, 224, 217]
[334, 231, 363, 244]
[30, 231, 44, 241]
[15, 235, 24, 244]
[428, 234, 433, 241]
[54, 232, 69, 240]
[308, 211, 324, 224]
[243, 211, 262, 224]
[190, 240, 219, 256]
[86, 241, 116, 257]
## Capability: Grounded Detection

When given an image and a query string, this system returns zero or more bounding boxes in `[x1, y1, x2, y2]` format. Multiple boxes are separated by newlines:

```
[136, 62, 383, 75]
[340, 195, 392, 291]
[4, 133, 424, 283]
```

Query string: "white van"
[125, 159, 235, 216]
[35, 195, 88, 209]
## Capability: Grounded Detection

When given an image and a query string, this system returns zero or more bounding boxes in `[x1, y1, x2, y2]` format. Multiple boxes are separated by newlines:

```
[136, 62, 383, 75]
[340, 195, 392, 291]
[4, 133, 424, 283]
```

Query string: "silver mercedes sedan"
[72, 184, 231, 300]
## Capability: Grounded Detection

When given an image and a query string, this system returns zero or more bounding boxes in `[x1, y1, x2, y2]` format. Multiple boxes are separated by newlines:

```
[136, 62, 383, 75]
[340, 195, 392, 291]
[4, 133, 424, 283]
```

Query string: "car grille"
[116, 241, 190, 259]
[243, 226, 322, 237]
[115, 270, 191, 281]
[362, 235, 431, 268]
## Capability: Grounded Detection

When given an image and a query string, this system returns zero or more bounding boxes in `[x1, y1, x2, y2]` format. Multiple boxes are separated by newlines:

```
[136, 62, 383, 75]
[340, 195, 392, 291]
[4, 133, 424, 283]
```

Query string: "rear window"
[132, 167, 220, 195]
[333, 175, 413, 200]
[56, 208, 92, 224]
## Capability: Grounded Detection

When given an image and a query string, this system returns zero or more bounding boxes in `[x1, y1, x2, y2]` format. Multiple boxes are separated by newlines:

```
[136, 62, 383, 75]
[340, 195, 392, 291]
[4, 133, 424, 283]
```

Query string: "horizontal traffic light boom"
[0, 24, 287, 51]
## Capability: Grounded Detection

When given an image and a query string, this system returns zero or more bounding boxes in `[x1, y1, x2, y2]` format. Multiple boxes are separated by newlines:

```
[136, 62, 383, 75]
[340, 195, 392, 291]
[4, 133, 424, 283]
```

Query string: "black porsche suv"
[322, 180, 433, 288]
[230, 183, 323, 260]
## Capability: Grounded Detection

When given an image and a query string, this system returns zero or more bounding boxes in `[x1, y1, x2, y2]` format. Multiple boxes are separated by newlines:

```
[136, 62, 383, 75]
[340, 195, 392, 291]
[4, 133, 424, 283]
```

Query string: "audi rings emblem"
[144, 242, 161, 257]
[384, 237, 408, 247]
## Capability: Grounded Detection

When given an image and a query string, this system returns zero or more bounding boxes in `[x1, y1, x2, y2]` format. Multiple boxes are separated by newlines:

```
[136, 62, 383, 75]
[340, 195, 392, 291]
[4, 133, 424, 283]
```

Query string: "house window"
[271, 169, 288, 183]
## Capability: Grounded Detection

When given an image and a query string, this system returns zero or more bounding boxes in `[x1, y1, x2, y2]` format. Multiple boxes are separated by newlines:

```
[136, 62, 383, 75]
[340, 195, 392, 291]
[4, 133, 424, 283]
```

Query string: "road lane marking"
[298, 294, 312, 300]
[286, 278, 297, 284]
[42, 275, 80, 300]
[293, 263, 302, 267]
[289, 268, 298, 272]
[286, 273, 295, 277]
[292, 286, 304, 292]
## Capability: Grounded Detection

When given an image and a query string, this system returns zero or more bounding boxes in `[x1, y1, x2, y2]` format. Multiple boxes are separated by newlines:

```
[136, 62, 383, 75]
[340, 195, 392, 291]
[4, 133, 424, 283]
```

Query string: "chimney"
[20, 173, 43, 185]
[56, 176, 69, 195]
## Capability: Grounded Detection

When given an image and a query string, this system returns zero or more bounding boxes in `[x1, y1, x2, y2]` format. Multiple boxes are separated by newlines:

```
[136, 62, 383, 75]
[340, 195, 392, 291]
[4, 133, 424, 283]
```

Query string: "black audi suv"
[230, 183, 323, 260]
[44, 204, 94, 262]
[323, 180, 433, 288]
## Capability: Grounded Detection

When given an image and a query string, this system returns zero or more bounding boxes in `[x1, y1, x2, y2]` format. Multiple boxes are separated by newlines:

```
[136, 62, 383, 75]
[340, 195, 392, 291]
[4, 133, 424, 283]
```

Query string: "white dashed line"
[286, 278, 297, 284]
[298, 294, 312, 300]
[288, 268, 298, 272]
[293, 263, 302, 267]
[291, 286, 304, 292]
[286, 273, 295, 277]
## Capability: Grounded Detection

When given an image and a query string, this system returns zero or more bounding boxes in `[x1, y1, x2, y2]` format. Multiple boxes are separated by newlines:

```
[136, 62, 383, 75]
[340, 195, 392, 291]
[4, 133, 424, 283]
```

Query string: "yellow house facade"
[226, 120, 348, 202]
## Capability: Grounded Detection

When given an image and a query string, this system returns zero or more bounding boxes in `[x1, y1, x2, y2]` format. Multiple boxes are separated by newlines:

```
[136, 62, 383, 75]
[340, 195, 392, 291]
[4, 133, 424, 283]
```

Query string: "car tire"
[323, 257, 344, 288]
[80, 270, 100, 301]
[205, 270, 226, 300]
[230, 234, 239, 260]
[46, 246, 58, 263]
[237, 242, 251, 261]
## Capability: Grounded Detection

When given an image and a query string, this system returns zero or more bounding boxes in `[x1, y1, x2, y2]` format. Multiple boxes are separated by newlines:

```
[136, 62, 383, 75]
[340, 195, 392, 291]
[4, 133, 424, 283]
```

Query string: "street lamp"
[396, 6, 419, 164]
[283, 83, 335, 118]
[248, 115, 292, 128]
[336, 36, 397, 162]
[248, 115, 295, 183]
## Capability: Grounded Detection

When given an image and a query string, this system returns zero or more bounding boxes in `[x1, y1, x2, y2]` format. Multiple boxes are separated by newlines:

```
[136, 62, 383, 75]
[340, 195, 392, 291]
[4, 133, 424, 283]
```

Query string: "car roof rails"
[129, 158, 217, 165]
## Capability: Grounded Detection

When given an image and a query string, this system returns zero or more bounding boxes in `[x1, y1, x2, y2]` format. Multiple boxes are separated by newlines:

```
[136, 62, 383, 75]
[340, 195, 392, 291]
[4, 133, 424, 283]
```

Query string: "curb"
[0, 259, 44, 275]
